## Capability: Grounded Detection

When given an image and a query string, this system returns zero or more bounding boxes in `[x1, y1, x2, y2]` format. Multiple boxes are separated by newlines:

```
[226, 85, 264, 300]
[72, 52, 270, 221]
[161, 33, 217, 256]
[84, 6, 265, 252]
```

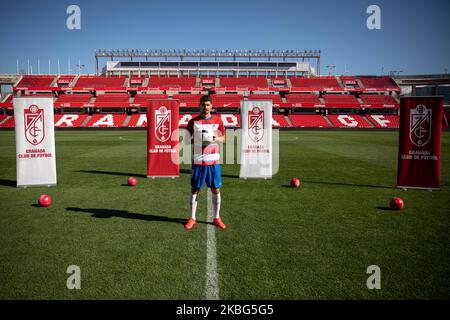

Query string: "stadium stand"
[327, 115, 372, 128]
[272, 115, 290, 127]
[72, 76, 126, 89]
[94, 93, 131, 107]
[132, 94, 169, 107]
[201, 77, 216, 86]
[271, 77, 287, 86]
[14, 75, 55, 89]
[366, 115, 400, 128]
[289, 114, 332, 128]
[210, 94, 243, 108]
[127, 114, 148, 127]
[0, 116, 15, 127]
[322, 94, 360, 108]
[84, 114, 128, 127]
[340, 76, 360, 88]
[218, 76, 268, 88]
[247, 94, 283, 106]
[54, 114, 88, 127]
[290, 76, 342, 91]
[55, 93, 93, 107]
[129, 76, 145, 85]
[56, 75, 76, 86]
[147, 76, 196, 88]
[0, 72, 425, 129]
[358, 76, 400, 91]
[360, 94, 399, 108]
[172, 94, 203, 107]
[128, 113, 241, 128]
[0, 94, 13, 108]
[285, 93, 322, 107]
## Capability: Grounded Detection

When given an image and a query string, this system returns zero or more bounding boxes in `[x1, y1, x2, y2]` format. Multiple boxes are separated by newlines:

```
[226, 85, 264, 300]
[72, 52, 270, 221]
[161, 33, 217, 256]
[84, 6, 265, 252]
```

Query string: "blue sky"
[0, 0, 448, 75]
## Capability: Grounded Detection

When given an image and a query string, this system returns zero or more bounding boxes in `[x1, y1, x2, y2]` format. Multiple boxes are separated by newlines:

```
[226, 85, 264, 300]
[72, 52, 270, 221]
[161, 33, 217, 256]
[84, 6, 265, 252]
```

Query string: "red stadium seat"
[289, 76, 342, 91]
[247, 94, 283, 106]
[358, 76, 400, 91]
[210, 94, 243, 108]
[129, 76, 145, 85]
[15, 75, 56, 89]
[148, 76, 196, 88]
[271, 77, 287, 86]
[132, 94, 169, 107]
[84, 114, 128, 127]
[285, 93, 322, 107]
[57, 75, 76, 85]
[322, 94, 360, 108]
[366, 115, 400, 128]
[94, 93, 131, 107]
[360, 94, 399, 108]
[327, 115, 372, 128]
[172, 94, 202, 107]
[54, 114, 88, 127]
[127, 114, 148, 127]
[0, 116, 15, 127]
[272, 115, 290, 127]
[55, 94, 93, 107]
[289, 115, 332, 128]
[218, 76, 268, 88]
[73, 76, 126, 89]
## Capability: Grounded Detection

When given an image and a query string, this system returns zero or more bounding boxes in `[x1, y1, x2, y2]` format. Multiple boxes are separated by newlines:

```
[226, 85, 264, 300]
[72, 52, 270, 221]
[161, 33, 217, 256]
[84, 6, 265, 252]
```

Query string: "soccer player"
[185, 95, 226, 230]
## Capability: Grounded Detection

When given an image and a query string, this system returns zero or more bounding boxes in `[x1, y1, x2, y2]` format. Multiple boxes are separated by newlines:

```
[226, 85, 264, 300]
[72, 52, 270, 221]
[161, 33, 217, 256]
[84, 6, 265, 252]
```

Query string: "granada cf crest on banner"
[397, 97, 443, 190]
[409, 104, 432, 147]
[248, 106, 264, 142]
[155, 106, 171, 143]
[24, 105, 45, 145]
[147, 100, 179, 177]
[14, 96, 57, 188]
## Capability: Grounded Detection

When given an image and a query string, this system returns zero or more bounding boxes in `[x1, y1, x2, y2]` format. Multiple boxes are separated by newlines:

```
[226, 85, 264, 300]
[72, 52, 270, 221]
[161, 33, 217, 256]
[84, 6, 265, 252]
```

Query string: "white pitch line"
[205, 190, 219, 300]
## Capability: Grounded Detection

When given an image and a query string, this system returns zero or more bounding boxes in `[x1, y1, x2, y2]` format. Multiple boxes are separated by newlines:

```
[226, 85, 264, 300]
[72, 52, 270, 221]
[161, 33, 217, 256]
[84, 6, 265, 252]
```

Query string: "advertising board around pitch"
[13, 96, 57, 188]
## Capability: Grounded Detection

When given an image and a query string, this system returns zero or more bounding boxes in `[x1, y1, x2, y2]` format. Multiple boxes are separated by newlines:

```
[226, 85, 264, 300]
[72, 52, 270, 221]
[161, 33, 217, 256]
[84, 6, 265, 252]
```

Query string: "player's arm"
[185, 119, 194, 145]
[214, 120, 225, 144]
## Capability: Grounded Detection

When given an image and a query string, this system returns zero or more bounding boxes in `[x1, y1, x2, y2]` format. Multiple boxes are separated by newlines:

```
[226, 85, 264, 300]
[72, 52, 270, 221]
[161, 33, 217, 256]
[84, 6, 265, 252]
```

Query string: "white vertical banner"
[239, 100, 273, 179]
[14, 97, 57, 187]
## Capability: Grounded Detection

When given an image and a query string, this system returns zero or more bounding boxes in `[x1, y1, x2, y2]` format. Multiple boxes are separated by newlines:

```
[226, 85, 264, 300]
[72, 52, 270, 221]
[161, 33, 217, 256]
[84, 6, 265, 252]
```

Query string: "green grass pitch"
[0, 129, 449, 299]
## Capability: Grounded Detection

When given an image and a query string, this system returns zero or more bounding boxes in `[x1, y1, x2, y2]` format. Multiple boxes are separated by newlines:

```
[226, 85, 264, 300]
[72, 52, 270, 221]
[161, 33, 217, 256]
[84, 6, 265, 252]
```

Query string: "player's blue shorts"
[191, 164, 222, 189]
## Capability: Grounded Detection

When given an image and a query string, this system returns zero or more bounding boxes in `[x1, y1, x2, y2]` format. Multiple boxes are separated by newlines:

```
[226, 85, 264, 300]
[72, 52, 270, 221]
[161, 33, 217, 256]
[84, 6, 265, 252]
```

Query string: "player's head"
[199, 95, 213, 118]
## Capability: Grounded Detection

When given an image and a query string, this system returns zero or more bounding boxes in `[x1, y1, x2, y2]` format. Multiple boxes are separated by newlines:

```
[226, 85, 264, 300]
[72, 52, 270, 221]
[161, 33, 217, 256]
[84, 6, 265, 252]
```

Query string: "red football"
[128, 177, 137, 186]
[290, 178, 301, 188]
[38, 194, 52, 207]
[389, 197, 404, 210]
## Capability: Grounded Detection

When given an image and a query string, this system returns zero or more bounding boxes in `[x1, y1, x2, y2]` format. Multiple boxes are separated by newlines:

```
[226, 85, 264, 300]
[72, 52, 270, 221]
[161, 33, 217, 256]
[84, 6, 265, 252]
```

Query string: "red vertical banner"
[147, 100, 179, 177]
[397, 96, 443, 190]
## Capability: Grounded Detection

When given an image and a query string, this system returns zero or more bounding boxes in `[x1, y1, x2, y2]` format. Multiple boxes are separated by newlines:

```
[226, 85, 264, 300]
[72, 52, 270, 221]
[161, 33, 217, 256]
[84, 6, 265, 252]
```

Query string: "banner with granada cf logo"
[397, 96, 443, 190]
[147, 100, 180, 177]
[240, 100, 273, 179]
[13, 97, 57, 187]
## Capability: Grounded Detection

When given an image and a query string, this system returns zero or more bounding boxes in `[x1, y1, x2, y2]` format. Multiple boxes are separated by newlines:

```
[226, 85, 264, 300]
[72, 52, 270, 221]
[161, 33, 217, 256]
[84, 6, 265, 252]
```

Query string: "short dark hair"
[199, 95, 212, 105]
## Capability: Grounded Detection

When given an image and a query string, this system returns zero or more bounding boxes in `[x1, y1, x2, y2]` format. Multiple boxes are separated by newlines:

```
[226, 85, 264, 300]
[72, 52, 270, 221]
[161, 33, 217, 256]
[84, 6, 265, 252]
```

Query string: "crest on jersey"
[24, 104, 45, 145]
[248, 106, 264, 142]
[410, 104, 432, 147]
[155, 106, 171, 143]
